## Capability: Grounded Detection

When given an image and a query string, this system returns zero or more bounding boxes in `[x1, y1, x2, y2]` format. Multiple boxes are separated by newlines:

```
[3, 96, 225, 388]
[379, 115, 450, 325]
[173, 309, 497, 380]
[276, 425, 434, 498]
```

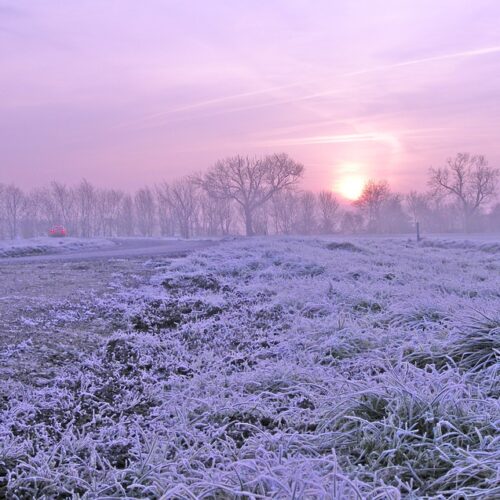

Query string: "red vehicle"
[48, 225, 68, 237]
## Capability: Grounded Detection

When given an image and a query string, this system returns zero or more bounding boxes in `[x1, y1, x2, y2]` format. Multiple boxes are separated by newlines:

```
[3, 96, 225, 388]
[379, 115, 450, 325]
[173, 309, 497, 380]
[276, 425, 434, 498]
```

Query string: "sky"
[1, 0, 500, 198]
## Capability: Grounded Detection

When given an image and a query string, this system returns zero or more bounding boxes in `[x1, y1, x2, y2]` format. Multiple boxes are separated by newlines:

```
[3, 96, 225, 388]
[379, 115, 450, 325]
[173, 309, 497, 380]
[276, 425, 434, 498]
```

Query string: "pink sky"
[2, 0, 500, 195]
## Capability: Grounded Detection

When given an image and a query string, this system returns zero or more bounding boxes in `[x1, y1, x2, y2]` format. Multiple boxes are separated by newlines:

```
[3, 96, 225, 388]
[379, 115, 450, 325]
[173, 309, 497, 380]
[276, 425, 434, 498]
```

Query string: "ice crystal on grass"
[1, 237, 499, 498]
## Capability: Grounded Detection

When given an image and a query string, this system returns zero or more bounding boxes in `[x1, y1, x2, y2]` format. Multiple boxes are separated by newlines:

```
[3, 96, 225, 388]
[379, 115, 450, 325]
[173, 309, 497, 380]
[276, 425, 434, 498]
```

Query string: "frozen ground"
[0, 237, 218, 263]
[0, 236, 499, 498]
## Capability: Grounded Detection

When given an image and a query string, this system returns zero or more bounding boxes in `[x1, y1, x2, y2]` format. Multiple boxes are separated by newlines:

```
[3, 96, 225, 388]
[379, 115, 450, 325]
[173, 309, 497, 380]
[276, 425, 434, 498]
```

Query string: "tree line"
[0, 152, 498, 240]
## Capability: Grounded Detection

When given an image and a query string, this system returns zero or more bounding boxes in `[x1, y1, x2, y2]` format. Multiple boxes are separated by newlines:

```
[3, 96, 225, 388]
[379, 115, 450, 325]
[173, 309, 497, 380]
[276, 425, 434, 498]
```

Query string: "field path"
[0, 237, 218, 265]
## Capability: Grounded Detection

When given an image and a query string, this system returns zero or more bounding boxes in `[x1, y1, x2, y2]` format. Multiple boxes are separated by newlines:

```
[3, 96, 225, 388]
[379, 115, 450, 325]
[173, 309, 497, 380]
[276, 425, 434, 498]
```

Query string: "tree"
[75, 179, 97, 237]
[200, 153, 304, 236]
[4, 184, 24, 239]
[271, 190, 300, 235]
[296, 191, 317, 235]
[406, 191, 428, 223]
[25, 188, 54, 237]
[96, 189, 124, 236]
[428, 153, 499, 232]
[134, 187, 156, 236]
[50, 182, 75, 233]
[155, 184, 175, 237]
[406, 190, 457, 233]
[488, 203, 500, 232]
[353, 180, 391, 233]
[0, 184, 5, 239]
[198, 192, 233, 236]
[115, 194, 133, 236]
[250, 202, 270, 235]
[317, 190, 339, 234]
[340, 211, 363, 234]
[161, 178, 198, 239]
[380, 193, 410, 233]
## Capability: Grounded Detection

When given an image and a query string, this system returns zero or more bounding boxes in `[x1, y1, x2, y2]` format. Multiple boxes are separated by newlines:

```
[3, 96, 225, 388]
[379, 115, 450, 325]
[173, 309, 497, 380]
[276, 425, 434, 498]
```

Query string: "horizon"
[2, 1, 500, 198]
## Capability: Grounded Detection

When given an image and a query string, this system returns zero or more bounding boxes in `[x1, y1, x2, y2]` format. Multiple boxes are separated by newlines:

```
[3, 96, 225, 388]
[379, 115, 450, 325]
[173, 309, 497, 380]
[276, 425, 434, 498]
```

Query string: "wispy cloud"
[118, 83, 303, 127]
[347, 45, 500, 77]
[258, 128, 449, 151]
[116, 44, 500, 131]
[259, 132, 400, 148]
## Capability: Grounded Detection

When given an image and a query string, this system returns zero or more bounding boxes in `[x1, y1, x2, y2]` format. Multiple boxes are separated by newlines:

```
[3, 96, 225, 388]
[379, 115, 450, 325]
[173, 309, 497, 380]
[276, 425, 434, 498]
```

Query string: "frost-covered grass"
[0, 237, 499, 498]
[0, 237, 117, 258]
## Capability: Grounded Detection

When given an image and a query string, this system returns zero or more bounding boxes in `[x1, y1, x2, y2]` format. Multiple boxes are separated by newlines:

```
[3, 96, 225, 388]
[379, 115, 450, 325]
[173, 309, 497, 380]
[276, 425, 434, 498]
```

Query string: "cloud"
[257, 128, 448, 154]
[347, 45, 500, 77]
[258, 132, 401, 152]
[116, 44, 500, 132]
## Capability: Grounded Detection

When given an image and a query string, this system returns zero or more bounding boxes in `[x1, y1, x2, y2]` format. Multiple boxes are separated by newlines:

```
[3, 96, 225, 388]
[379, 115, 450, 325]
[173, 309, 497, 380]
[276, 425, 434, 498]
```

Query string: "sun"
[335, 175, 366, 201]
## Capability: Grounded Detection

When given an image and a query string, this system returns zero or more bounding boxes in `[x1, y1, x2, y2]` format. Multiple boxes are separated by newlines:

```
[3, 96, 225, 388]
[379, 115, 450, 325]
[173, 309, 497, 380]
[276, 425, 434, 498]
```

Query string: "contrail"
[112, 81, 309, 130]
[260, 132, 399, 147]
[119, 87, 349, 132]
[345, 45, 500, 77]
[117, 45, 500, 130]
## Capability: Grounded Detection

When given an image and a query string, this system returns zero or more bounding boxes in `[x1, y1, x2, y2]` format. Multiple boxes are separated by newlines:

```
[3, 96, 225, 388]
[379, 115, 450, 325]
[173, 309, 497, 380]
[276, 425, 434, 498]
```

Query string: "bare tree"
[50, 182, 75, 232]
[250, 202, 270, 235]
[429, 153, 499, 232]
[488, 203, 500, 232]
[161, 178, 198, 239]
[271, 190, 300, 235]
[296, 191, 317, 235]
[155, 184, 175, 237]
[134, 187, 156, 236]
[379, 193, 410, 233]
[118, 194, 134, 236]
[95, 189, 124, 236]
[200, 153, 304, 236]
[2, 150, 497, 241]
[26, 188, 53, 236]
[317, 190, 339, 234]
[406, 191, 428, 223]
[75, 179, 97, 237]
[405, 190, 451, 233]
[354, 180, 391, 233]
[0, 184, 5, 239]
[198, 192, 233, 236]
[340, 211, 363, 234]
[4, 184, 24, 239]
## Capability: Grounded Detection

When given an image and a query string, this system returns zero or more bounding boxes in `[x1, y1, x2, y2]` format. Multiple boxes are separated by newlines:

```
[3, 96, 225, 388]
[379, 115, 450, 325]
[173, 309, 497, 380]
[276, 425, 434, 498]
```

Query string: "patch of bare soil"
[0, 258, 159, 386]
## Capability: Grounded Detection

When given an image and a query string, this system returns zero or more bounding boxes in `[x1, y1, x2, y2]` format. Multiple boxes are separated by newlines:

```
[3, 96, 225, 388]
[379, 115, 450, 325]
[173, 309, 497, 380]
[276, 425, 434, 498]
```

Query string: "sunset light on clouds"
[2, 0, 500, 196]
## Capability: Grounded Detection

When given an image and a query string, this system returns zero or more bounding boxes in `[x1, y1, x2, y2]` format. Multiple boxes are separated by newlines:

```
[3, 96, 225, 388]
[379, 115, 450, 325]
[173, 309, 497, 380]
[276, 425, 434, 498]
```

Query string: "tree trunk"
[463, 211, 472, 233]
[181, 221, 190, 239]
[244, 207, 254, 236]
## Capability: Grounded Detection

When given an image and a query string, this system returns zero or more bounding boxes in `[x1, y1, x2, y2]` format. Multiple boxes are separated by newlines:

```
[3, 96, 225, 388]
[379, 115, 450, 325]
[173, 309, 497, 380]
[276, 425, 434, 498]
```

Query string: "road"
[0, 238, 219, 265]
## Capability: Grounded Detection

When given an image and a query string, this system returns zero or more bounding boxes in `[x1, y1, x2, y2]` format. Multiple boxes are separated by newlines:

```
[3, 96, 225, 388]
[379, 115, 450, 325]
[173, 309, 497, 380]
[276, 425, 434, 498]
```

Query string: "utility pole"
[416, 221, 421, 242]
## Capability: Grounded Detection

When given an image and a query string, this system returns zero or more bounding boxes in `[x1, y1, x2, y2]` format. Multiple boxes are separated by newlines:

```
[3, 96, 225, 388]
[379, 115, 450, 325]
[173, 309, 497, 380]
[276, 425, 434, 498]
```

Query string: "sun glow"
[334, 163, 367, 200]
[336, 175, 365, 200]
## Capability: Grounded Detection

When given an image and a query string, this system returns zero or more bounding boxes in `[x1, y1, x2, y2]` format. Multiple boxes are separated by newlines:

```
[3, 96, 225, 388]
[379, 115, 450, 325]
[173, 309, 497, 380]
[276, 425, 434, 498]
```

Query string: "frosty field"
[0, 237, 499, 499]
